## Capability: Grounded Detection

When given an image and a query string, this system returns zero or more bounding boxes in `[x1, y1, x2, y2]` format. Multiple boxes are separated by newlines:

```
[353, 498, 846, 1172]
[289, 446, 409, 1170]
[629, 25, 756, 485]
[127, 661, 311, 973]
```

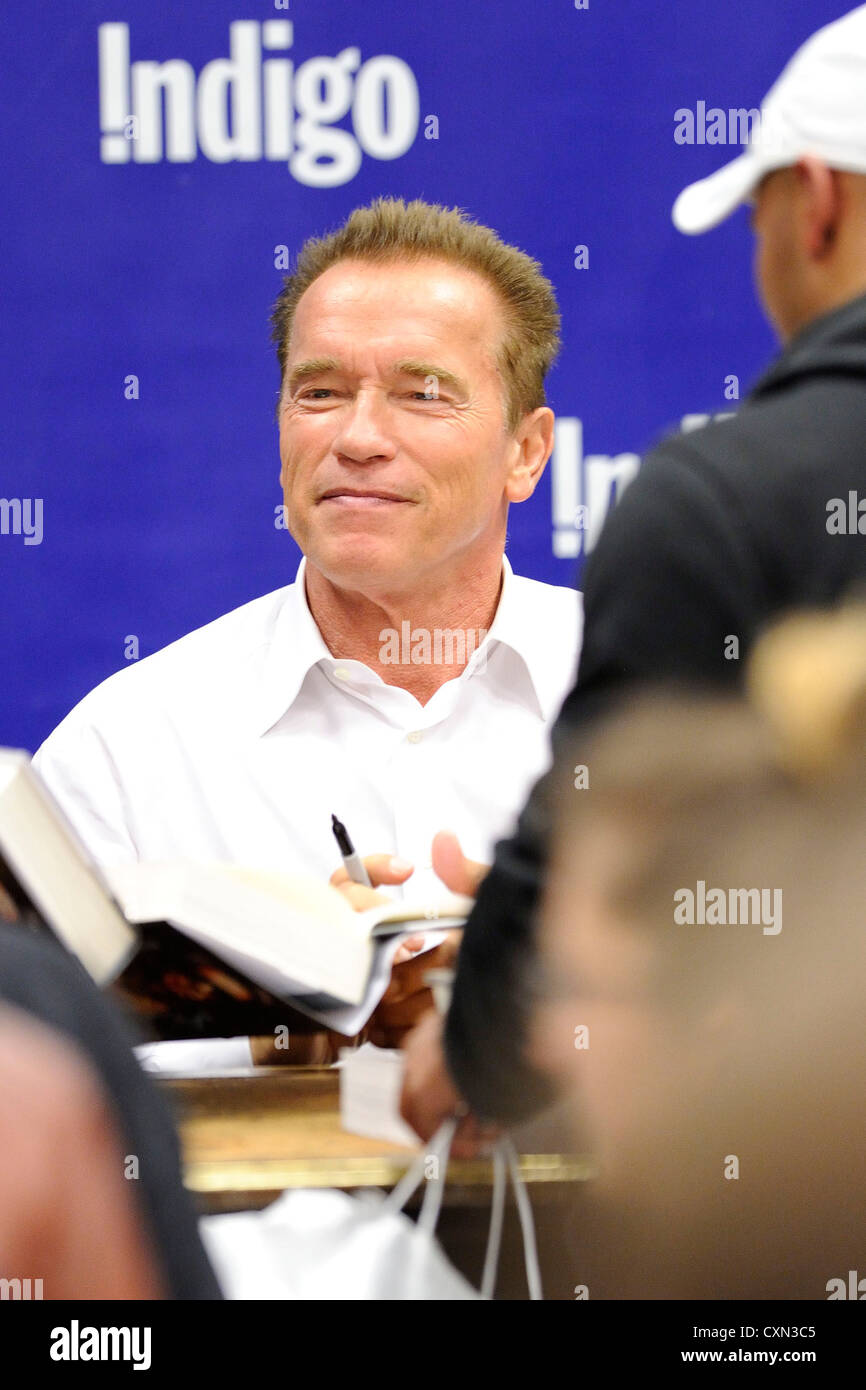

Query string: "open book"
[0, 749, 471, 1038]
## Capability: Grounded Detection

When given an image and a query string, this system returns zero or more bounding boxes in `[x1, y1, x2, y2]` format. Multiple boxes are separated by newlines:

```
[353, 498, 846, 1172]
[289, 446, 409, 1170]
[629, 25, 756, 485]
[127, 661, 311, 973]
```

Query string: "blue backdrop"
[0, 0, 848, 751]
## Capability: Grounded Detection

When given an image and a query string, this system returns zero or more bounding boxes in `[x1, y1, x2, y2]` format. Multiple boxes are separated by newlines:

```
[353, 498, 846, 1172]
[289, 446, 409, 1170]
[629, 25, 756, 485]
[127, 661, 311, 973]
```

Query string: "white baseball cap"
[672, 5, 866, 235]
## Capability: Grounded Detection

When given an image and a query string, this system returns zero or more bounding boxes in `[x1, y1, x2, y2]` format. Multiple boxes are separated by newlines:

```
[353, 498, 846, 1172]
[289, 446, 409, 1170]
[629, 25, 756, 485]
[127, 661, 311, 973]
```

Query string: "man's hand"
[431, 830, 489, 897]
[399, 1010, 500, 1158]
[329, 834, 490, 1049]
[329, 832, 489, 910]
[330, 853, 415, 909]
[367, 931, 462, 1048]
[329, 853, 425, 962]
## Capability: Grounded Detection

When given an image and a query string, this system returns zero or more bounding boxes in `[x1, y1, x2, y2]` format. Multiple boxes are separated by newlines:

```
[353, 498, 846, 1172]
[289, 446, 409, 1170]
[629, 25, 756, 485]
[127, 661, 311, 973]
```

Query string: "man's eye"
[409, 390, 440, 401]
[303, 389, 334, 399]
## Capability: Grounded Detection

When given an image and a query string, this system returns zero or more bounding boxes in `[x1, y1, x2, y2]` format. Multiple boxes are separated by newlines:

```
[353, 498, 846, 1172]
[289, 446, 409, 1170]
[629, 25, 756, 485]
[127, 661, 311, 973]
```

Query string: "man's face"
[277, 256, 531, 592]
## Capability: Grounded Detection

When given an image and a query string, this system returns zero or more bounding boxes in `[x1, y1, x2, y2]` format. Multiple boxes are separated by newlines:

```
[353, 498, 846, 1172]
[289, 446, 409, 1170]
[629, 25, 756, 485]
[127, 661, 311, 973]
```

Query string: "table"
[161, 1067, 595, 1298]
[161, 1067, 594, 1213]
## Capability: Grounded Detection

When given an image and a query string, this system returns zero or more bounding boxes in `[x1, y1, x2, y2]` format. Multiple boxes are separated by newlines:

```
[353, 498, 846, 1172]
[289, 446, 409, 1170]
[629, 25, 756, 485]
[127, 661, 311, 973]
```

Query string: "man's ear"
[797, 155, 842, 259]
[504, 406, 555, 503]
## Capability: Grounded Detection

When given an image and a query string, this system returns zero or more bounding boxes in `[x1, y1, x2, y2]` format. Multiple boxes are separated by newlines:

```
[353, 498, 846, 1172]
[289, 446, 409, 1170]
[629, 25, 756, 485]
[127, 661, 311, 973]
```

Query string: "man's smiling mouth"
[317, 488, 413, 506]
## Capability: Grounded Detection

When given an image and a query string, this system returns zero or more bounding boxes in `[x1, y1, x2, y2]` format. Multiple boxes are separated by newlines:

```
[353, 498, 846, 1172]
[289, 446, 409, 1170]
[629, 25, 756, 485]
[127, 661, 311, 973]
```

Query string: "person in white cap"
[673, 2, 866, 338]
[401, 3, 866, 1144]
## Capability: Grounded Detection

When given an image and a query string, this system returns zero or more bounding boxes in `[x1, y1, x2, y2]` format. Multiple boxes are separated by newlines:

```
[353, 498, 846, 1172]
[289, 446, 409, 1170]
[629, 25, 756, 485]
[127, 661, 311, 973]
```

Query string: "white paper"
[134, 1035, 253, 1075]
[339, 1043, 419, 1147]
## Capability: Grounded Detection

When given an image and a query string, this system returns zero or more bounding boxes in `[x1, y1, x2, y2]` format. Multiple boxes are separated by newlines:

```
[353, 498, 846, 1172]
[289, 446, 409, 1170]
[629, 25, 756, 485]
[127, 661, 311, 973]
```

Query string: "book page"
[0, 753, 137, 984]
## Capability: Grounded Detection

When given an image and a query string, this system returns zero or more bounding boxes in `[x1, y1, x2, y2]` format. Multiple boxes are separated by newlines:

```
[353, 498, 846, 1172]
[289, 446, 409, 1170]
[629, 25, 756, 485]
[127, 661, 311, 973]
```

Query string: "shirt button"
[333, 666, 350, 681]
[407, 730, 423, 744]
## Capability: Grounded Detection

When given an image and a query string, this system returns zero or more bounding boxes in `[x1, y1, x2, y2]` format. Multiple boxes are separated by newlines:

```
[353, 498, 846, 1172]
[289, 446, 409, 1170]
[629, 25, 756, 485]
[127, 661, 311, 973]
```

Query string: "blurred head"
[533, 694, 786, 1163]
[532, 604, 866, 1296]
[671, 8, 866, 342]
[270, 199, 560, 594]
[751, 158, 866, 343]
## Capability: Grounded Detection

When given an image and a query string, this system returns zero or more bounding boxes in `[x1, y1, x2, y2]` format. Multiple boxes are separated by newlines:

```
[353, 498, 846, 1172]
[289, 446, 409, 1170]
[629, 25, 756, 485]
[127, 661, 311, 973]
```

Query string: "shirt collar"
[256, 552, 552, 735]
[256, 557, 332, 735]
[471, 554, 559, 719]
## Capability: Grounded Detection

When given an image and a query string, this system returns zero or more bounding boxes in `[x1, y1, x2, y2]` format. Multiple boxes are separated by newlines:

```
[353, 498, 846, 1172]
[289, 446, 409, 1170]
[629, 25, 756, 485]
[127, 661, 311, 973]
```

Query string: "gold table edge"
[184, 1154, 596, 1193]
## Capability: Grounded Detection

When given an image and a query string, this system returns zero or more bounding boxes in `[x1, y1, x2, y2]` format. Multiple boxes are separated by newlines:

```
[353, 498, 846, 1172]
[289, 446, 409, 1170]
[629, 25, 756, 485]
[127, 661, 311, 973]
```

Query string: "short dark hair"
[270, 196, 561, 431]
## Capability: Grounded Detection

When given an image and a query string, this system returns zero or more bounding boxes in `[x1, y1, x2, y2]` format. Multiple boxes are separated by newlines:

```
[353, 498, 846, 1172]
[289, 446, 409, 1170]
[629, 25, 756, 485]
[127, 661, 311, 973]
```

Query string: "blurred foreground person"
[0, 927, 221, 1299]
[532, 606, 866, 1298]
[0, 1006, 165, 1300]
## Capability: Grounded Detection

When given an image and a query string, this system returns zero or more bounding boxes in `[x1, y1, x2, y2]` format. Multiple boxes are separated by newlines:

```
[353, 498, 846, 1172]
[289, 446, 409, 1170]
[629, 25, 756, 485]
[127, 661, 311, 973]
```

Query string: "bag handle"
[383, 1117, 457, 1222]
[384, 1118, 542, 1300]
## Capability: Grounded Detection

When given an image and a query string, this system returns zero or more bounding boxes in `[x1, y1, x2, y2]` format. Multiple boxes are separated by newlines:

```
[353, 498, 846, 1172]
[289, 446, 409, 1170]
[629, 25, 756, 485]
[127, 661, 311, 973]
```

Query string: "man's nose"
[331, 388, 397, 463]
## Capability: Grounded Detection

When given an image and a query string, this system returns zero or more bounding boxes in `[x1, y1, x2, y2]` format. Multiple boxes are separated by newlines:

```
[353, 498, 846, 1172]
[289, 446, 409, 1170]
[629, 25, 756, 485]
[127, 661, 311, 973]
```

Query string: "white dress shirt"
[34, 557, 582, 902]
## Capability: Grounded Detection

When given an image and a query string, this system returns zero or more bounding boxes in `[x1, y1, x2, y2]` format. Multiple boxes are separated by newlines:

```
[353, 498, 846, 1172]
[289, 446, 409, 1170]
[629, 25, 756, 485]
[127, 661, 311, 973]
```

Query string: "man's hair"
[270, 197, 561, 431]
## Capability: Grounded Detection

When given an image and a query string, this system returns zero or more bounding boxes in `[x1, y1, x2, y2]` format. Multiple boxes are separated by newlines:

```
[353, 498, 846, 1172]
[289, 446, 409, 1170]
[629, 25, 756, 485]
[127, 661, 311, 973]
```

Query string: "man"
[34, 198, 581, 1051]
[400, 3, 866, 1138]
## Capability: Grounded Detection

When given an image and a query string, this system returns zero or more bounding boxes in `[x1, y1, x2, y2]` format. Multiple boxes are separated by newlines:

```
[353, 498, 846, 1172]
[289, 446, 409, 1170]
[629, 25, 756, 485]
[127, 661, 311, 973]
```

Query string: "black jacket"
[446, 290, 866, 1122]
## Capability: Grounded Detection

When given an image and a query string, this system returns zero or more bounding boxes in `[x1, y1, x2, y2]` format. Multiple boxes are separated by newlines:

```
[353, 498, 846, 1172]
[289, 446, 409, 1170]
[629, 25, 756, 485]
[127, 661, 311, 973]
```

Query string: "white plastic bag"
[200, 1120, 542, 1300]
